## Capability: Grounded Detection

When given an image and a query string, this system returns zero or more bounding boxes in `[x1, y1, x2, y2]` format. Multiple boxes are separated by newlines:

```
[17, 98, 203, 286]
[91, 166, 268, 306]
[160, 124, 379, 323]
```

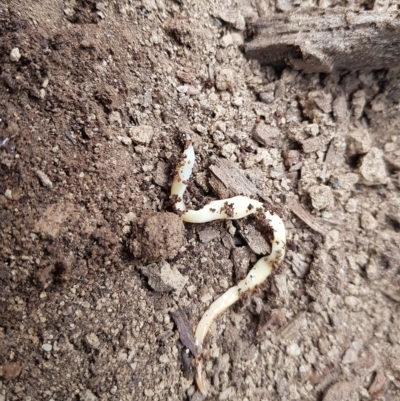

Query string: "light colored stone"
[215, 68, 235, 92]
[345, 198, 358, 213]
[287, 343, 302, 357]
[36, 170, 53, 189]
[141, 261, 188, 296]
[117, 136, 132, 146]
[10, 48, 21, 62]
[4, 189, 12, 199]
[308, 184, 334, 210]
[360, 210, 377, 230]
[219, 386, 236, 400]
[80, 389, 98, 401]
[128, 125, 154, 145]
[359, 147, 388, 185]
[232, 96, 243, 107]
[216, 10, 245, 30]
[42, 343, 52, 352]
[366, 258, 381, 280]
[325, 229, 340, 250]
[305, 123, 319, 136]
[85, 333, 100, 350]
[347, 126, 371, 156]
[122, 212, 136, 225]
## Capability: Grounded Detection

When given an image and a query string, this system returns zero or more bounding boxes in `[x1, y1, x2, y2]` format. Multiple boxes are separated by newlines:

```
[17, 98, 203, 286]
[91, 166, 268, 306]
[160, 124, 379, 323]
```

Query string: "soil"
[1, 1, 400, 401]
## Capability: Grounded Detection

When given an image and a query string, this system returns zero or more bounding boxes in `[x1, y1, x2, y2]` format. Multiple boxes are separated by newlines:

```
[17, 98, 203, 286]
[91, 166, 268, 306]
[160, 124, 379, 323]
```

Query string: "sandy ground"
[1, 1, 400, 400]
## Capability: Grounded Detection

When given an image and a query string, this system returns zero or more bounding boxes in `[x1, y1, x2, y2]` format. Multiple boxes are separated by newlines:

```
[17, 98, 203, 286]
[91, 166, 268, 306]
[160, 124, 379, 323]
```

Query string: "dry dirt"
[1, 1, 400, 400]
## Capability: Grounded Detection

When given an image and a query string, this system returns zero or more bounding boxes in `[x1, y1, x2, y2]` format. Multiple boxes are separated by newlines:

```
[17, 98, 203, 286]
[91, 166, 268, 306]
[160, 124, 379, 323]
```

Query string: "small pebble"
[42, 343, 52, 352]
[232, 96, 243, 107]
[85, 333, 100, 350]
[360, 210, 377, 230]
[36, 170, 53, 189]
[4, 189, 12, 199]
[128, 125, 154, 145]
[287, 343, 302, 357]
[10, 48, 21, 62]
[117, 136, 132, 146]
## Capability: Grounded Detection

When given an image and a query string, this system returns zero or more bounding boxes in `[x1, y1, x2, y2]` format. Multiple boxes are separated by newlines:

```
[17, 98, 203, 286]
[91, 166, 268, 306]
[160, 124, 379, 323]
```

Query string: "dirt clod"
[130, 212, 185, 262]
[0, 362, 21, 381]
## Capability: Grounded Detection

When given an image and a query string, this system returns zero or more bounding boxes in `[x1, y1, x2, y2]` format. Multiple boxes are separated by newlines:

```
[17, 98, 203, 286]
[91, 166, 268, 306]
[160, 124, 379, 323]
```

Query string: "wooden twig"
[209, 158, 264, 199]
[287, 198, 329, 236]
[245, 9, 400, 73]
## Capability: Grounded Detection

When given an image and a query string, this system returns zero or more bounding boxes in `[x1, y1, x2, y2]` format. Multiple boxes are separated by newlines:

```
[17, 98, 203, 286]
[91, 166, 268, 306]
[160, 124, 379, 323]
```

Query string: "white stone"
[10, 48, 21, 62]
[4, 189, 12, 199]
[42, 343, 52, 352]
[287, 343, 302, 357]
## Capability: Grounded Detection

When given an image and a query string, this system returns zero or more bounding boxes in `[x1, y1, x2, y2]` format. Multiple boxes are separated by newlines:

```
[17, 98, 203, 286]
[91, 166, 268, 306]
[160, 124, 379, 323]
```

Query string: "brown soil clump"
[130, 212, 185, 262]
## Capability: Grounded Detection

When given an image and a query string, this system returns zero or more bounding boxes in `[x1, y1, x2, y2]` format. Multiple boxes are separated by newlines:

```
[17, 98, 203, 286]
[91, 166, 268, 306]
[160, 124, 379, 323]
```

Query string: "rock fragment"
[80, 389, 99, 401]
[252, 123, 281, 148]
[4, 189, 12, 199]
[216, 10, 245, 30]
[359, 147, 388, 186]
[10, 48, 21, 62]
[42, 343, 52, 352]
[85, 333, 101, 350]
[308, 185, 334, 211]
[347, 126, 371, 156]
[360, 211, 377, 230]
[128, 125, 154, 145]
[323, 381, 358, 401]
[198, 229, 219, 243]
[215, 69, 235, 92]
[36, 170, 53, 189]
[324, 229, 340, 250]
[141, 261, 188, 295]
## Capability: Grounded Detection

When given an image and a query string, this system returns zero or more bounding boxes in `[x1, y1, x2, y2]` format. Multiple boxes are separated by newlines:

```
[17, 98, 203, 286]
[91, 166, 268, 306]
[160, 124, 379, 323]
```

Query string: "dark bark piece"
[208, 174, 232, 200]
[287, 198, 329, 236]
[172, 309, 198, 358]
[209, 158, 264, 199]
[245, 9, 400, 73]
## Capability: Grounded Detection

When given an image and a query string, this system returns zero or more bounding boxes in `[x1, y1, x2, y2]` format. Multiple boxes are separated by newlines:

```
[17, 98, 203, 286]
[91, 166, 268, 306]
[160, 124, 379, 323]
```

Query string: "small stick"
[171, 134, 286, 394]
